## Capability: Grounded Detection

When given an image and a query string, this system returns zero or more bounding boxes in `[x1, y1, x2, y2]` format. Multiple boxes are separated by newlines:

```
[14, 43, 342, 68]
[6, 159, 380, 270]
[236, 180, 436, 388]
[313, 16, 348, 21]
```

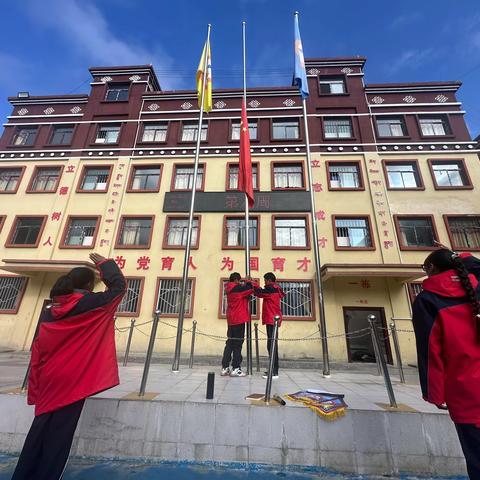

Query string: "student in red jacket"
[12, 253, 126, 480]
[221, 272, 254, 377]
[254, 272, 285, 379]
[412, 248, 480, 479]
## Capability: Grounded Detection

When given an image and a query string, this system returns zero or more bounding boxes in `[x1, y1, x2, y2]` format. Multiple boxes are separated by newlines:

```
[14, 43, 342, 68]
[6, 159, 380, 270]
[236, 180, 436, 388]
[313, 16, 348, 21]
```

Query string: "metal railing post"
[390, 322, 405, 383]
[123, 319, 136, 367]
[370, 321, 383, 376]
[254, 322, 260, 372]
[368, 315, 397, 408]
[264, 315, 279, 403]
[139, 311, 160, 396]
[21, 364, 30, 392]
[189, 320, 197, 369]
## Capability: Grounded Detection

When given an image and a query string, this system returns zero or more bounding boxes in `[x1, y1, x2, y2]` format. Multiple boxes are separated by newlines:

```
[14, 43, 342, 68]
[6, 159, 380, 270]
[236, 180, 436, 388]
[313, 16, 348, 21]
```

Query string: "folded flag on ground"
[285, 390, 347, 420]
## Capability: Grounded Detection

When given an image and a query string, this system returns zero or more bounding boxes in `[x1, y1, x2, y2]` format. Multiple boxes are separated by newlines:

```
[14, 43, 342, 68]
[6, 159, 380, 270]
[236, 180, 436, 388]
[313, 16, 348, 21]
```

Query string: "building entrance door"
[343, 306, 393, 364]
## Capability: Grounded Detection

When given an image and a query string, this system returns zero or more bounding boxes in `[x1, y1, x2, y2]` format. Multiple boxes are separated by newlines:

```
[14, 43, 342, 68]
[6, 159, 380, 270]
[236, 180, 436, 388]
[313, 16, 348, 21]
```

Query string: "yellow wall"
[1, 150, 479, 366]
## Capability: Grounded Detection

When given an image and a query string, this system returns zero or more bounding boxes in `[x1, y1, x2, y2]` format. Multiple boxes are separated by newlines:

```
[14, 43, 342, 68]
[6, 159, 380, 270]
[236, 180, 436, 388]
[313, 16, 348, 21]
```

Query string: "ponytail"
[50, 275, 74, 298]
[451, 254, 480, 341]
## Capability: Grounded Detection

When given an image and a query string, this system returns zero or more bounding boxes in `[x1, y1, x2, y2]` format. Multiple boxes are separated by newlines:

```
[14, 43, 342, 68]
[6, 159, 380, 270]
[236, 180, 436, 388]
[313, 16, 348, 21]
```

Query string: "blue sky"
[1, 0, 480, 136]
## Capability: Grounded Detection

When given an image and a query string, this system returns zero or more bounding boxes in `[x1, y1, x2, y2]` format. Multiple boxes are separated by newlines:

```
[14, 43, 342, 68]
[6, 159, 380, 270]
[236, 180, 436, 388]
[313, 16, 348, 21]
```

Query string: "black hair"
[229, 272, 241, 282]
[424, 248, 480, 339]
[264, 272, 276, 283]
[49, 267, 95, 298]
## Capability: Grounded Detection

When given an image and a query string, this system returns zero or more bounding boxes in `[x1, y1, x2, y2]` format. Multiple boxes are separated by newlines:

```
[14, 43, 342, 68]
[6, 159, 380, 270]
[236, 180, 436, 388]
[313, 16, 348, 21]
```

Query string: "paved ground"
[0, 351, 441, 415]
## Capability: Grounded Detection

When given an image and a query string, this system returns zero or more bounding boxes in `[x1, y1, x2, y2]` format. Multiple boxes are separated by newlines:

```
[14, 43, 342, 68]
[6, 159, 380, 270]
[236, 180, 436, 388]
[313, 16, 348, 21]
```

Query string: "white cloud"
[389, 13, 422, 29]
[385, 48, 439, 76]
[24, 0, 180, 89]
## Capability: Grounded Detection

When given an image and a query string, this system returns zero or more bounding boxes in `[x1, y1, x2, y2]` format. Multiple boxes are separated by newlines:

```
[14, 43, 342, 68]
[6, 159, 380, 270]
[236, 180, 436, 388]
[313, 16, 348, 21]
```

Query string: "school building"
[0, 57, 478, 366]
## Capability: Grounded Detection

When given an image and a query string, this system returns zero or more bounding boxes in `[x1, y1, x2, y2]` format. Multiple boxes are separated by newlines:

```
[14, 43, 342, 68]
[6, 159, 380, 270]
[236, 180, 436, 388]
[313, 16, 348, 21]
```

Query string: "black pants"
[221, 323, 245, 369]
[12, 399, 85, 480]
[455, 423, 480, 479]
[266, 324, 279, 375]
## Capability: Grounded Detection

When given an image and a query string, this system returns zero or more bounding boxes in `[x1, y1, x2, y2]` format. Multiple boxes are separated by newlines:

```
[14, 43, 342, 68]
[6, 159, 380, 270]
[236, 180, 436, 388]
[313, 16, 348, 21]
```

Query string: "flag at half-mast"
[293, 15, 309, 99]
[238, 100, 254, 208]
[196, 39, 212, 112]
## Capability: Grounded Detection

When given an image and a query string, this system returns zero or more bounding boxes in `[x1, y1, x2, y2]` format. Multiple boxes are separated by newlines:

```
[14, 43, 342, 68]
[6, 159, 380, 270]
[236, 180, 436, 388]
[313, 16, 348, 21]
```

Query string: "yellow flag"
[196, 39, 212, 112]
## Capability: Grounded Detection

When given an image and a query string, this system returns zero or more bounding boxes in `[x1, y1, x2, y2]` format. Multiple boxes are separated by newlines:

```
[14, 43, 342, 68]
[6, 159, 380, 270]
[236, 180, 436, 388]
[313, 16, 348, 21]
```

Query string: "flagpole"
[295, 11, 330, 376]
[172, 24, 211, 372]
[242, 21, 253, 376]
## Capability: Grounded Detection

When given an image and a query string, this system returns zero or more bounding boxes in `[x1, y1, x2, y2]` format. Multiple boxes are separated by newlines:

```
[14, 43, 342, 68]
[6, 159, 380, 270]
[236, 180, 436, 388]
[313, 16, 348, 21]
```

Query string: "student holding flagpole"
[172, 26, 212, 372]
[293, 12, 331, 376]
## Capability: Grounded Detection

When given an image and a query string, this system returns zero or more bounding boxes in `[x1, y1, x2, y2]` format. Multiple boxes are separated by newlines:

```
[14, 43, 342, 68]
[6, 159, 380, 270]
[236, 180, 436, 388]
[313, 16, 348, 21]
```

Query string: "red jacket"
[254, 283, 286, 326]
[225, 281, 254, 326]
[412, 254, 480, 425]
[27, 259, 126, 416]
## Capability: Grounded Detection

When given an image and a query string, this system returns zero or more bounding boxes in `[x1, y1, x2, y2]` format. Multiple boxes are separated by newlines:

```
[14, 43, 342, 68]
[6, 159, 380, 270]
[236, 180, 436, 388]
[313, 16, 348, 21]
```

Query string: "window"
[419, 116, 451, 136]
[181, 122, 207, 142]
[273, 163, 304, 189]
[445, 216, 480, 250]
[95, 124, 120, 144]
[227, 163, 258, 190]
[0, 276, 27, 313]
[105, 83, 130, 101]
[155, 278, 194, 316]
[334, 217, 373, 249]
[62, 217, 99, 247]
[116, 217, 153, 248]
[395, 216, 438, 249]
[231, 120, 258, 140]
[164, 217, 200, 248]
[319, 77, 346, 94]
[27, 166, 62, 193]
[272, 119, 299, 140]
[142, 123, 167, 142]
[128, 165, 161, 192]
[11, 127, 37, 146]
[6, 216, 46, 247]
[278, 281, 313, 319]
[172, 164, 205, 191]
[0, 216, 5, 234]
[220, 278, 258, 318]
[327, 162, 362, 189]
[273, 216, 309, 249]
[429, 160, 471, 188]
[224, 217, 259, 249]
[407, 282, 423, 305]
[78, 166, 111, 192]
[50, 125, 74, 145]
[0, 167, 24, 193]
[385, 161, 422, 189]
[117, 278, 144, 316]
[324, 118, 353, 139]
[376, 117, 407, 137]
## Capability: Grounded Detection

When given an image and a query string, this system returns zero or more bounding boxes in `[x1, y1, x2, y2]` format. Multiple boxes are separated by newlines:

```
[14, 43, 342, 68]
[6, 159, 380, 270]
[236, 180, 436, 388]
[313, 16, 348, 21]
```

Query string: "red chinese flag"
[238, 100, 255, 208]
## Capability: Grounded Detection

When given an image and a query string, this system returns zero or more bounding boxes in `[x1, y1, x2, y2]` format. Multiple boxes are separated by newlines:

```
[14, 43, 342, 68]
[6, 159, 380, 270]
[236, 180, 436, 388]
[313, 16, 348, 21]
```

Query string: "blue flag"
[293, 15, 309, 99]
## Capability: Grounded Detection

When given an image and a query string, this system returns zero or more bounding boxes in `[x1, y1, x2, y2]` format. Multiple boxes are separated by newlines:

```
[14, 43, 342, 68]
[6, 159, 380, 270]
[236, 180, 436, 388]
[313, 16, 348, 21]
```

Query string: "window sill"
[25, 190, 58, 194]
[327, 186, 365, 192]
[100, 100, 129, 104]
[76, 189, 109, 194]
[59, 244, 95, 250]
[270, 137, 302, 143]
[126, 188, 161, 194]
[432, 185, 473, 191]
[376, 136, 411, 140]
[386, 186, 425, 191]
[222, 245, 260, 250]
[398, 246, 438, 251]
[90, 142, 120, 147]
[114, 244, 151, 250]
[318, 93, 350, 97]
[136, 141, 168, 146]
[272, 245, 310, 251]
[4, 244, 40, 248]
[419, 134, 455, 140]
[162, 245, 199, 250]
[335, 246, 376, 251]
[7, 144, 36, 149]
